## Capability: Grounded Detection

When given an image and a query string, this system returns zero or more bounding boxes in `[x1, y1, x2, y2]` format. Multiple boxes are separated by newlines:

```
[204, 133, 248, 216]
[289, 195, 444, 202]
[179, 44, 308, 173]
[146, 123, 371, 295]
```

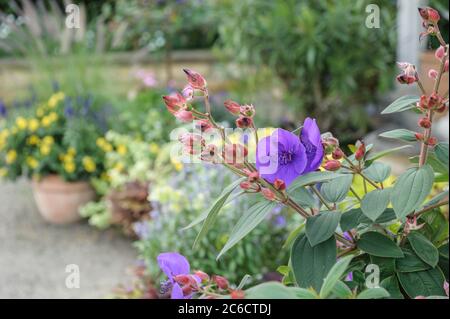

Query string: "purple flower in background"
[256, 118, 324, 187]
[345, 272, 353, 282]
[157, 252, 192, 299]
[0, 100, 7, 118]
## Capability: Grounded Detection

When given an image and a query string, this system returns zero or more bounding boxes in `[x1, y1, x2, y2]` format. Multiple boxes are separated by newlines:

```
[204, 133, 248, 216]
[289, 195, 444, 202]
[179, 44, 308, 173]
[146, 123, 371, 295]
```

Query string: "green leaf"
[423, 190, 449, 209]
[439, 243, 449, 259]
[391, 165, 434, 220]
[396, 248, 431, 273]
[331, 281, 353, 299]
[340, 208, 362, 232]
[289, 171, 345, 191]
[397, 268, 446, 298]
[290, 287, 318, 299]
[291, 234, 336, 291]
[288, 187, 316, 208]
[362, 162, 391, 183]
[410, 154, 448, 176]
[370, 255, 396, 277]
[305, 211, 341, 246]
[381, 95, 419, 114]
[380, 276, 404, 299]
[366, 145, 412, 163]
[379, 129, 417, 142]
[244, 282, 299, 299]
[419, 209, 449, 244]
[319, 255, 353, 299]
[185, 177, 244, 230]
[357, 232, 404, 258]
[407, 231, 439, 267]
[357, 287, 390, 299]
[434, 142, 449, 171]
[359, 208, 397, 225]
[361, 188, 391, 222]
[282, 222, 305, 249]
[321, 175, 353, 203]
[217, 201, 276, 259]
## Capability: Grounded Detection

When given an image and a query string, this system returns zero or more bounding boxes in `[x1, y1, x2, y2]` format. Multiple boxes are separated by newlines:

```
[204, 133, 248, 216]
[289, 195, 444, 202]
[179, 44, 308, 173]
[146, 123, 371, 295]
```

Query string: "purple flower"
[157, 252, 191, 299]
[256, 118, 324, 187]
[0, 100, 7, 118]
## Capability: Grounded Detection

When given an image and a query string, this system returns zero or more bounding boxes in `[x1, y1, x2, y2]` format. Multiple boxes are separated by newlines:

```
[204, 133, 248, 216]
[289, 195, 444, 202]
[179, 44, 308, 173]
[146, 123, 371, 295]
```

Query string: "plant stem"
[349, 187, 361, 201]
[413, 199, 449, 218]
[311, 186, 333, 211]
[341, 153, 380, 189]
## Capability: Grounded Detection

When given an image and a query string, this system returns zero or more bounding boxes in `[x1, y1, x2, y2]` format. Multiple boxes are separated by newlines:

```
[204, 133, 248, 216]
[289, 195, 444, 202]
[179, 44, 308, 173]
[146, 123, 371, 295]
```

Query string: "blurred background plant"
[214, 0, 397, 143]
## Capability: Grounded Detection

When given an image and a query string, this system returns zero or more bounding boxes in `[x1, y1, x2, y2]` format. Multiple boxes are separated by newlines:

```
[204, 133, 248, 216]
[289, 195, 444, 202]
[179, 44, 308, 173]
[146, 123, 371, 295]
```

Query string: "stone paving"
[0, 179, 137, 298]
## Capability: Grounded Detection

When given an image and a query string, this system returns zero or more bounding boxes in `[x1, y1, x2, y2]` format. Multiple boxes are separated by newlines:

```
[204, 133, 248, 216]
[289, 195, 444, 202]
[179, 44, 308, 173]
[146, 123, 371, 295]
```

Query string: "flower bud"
[247, 171, 260, 183]
[194, 119, 213, 132]
[418, 117, 432, 129]
[230, 290, 245, 299]
[428, 93, 441, 108]
[213, 275, 229, 290]
[182, 285, 193, 296]
[322, 135, 339, 154]
[323, 160, 341, 171]
[174, 110, 194, 123]
[240, 181, 252, 190]
[224, 99, 241, 115]
[236, 116, 253, 128]
[240, 104, 255, 117]
[396, 74, 416, 85]
[223, 144, 248, 165]
[355, 142, 366, 161]
[418, 7, 429, 20]
[415, 132, 424, 141]
[396, 62, 418, 85]
[262, 188, 276, 201]
[163, 92, 186, 114]
[436, 104, 447, 113]
[418, 7, 440, 23]
[174, 274, 192, 286]
[183, 69, 207, 90]
[419, 95, 428, 109]
[194, 271, 210, 283]
[273, 178, 286, 191]
[435, 46, 445, 60]
[428, 69, 438, 79]
[427, 136, 438, 146]
[332, 148, 344, 160]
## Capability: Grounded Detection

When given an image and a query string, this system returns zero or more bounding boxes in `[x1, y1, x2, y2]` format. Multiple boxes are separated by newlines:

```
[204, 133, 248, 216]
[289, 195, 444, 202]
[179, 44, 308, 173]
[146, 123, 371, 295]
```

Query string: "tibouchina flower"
[256, 118, 323, 186]
[157, 252, 194, 299]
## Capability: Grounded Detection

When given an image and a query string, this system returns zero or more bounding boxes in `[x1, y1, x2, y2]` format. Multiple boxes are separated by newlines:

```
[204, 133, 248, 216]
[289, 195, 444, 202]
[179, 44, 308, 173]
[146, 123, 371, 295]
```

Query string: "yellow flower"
[40, 144, 51, 156]
[26, 156, 39, 169]
[64, 161, 76, 174]
[48, 92, 65, 108]
[41, 116, 52, 127]
[82, 156, 96, 173]
[113, 162, 124, 172]
[0, 167, 7, 177]
[96, 137, 107, 147]
[117, 144, 127, 156]
[27, 135, 41, 145]
[5, 150, 17, 164]
[68, 147, 76, 156]
[42, 136, 54, 145]
[149, 143, 160, 154]
[36, 107, 45, 118]
[171, 157, 183, 172]
[96, 137, 113, 152]
[100, 172, 110, 182]
[15, 117, 28, 130]
[48, 112, 58, 122]
[28, 118, 40, 132]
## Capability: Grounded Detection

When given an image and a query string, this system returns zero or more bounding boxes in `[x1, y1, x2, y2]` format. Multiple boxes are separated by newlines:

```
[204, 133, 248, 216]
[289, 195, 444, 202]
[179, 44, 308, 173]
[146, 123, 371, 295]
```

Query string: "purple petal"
[157, 252, 190, 282]
[300, 118, 324, 172]
[171, 283, 185, 299]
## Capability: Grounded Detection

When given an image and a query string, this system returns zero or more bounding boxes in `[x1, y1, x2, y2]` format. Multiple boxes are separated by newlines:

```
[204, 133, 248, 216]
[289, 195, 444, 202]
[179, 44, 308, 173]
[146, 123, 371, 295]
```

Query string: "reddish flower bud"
[236, 116, 253, 128]
[428, 69, 438, 79]
[396, 74, 416, 85]
[163, 92, 186, 114]
[435, 46, 445, 60]
[332, 148, 344, 160]
[428, 93, 441, 108]
[273, 178, 286, 191]
[194, 119, 213, 132]
[213, 275, 229, 290]
[355, 142, 366, 161]
[418, 117, 432, 129]
[240, 181, 252, 190]
[427, 136, 438, 146]
[183, 68, 207, 90]
[427, 7, 440, 23]
[230, 290, 245, 299]
[194, 270, 210, 283]
[323, 160, 341, 171]
[262, 188, 276, 201]
[174, 274, 192, 286]
[247, 171, 260, 183]
[436, 104, 447, 113]
[174, 110, 194, 123]
[182, 285, 193, 296]
[418, 7, 429, 20]
[322, 135, 340, 154]
[396, 62, 418, 85]
[240, 104, 255, 117]
[224, 99, 241, 115]
[223, 144, 248, 165]
[419, 95, 428, 109]
[415, 132, 424, 141]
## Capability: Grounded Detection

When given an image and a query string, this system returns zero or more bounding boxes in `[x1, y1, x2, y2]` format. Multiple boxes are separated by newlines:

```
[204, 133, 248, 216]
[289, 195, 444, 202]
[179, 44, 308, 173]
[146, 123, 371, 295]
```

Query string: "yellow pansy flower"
[64, 161, 76, 174]
[82, 156, 96, 173]
[28, 119, 39, 132]
[15, 117, 28, 130]
[6, 150, 17, 164]
[26, 156, 39, 169]
[27, 135, 40, 145]
[116, 144, 127, 156]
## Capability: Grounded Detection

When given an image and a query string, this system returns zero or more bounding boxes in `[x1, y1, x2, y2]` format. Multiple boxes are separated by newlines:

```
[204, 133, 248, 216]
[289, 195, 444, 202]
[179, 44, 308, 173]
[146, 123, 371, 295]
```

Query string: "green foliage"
[215, 0, 396, 140]
[305, 211, 340, 246]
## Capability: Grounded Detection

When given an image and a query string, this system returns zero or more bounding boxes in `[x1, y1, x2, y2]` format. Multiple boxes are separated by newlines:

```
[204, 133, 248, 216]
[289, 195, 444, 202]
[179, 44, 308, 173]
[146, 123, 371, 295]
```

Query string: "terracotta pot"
[32, 175, 96, 224]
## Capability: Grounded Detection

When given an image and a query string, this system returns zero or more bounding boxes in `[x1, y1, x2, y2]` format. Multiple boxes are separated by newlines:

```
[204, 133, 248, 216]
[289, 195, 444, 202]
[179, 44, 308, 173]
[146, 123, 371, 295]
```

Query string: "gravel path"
[0, 179, 137, 299]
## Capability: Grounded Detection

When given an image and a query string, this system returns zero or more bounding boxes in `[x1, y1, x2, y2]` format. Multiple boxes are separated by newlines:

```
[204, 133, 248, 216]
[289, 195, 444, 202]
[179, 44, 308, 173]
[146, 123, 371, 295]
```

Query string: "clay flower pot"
[32, 175, 96, 224]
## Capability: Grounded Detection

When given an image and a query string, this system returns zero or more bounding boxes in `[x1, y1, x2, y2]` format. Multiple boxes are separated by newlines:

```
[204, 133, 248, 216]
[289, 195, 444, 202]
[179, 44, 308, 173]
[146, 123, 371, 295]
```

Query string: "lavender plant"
[157, 7, 449, 299]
